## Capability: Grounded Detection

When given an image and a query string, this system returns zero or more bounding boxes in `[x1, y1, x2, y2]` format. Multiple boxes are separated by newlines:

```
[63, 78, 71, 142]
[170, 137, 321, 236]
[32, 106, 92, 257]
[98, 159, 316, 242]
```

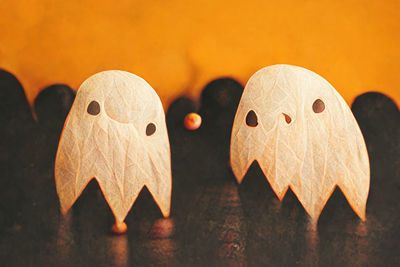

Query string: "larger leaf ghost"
[230, 64, 370, 222]
[55, 70, 171, 232]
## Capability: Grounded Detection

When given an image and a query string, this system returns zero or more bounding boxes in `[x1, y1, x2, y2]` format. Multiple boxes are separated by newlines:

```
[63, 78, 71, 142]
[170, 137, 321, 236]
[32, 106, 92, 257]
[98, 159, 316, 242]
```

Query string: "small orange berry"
[184, 112, 202, 130]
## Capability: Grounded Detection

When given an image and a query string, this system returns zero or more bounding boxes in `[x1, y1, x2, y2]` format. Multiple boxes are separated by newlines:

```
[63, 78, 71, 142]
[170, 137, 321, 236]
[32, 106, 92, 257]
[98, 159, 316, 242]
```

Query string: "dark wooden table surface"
[0, 70, 399, 266]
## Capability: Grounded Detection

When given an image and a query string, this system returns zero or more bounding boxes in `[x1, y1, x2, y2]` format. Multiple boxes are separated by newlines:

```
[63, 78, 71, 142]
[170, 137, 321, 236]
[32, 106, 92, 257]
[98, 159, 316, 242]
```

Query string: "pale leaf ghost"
[230, 64, 370, 222]
[55, 70, 172, 232]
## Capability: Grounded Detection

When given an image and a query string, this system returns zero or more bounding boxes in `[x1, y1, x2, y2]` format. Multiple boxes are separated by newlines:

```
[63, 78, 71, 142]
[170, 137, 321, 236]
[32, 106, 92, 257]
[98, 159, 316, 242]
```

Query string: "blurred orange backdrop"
[0, 0, 399, 108]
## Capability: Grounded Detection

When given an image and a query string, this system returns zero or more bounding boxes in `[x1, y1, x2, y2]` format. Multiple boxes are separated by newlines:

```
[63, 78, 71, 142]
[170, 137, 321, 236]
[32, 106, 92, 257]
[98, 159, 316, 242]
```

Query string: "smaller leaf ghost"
[55, 71, 172, 233]
[230, 64, 370, 222]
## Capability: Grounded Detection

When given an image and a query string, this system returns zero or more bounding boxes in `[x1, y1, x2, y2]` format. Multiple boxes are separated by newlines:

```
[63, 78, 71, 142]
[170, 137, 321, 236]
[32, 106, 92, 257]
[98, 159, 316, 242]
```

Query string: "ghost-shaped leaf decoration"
[230, 64, 370, 222]
[55, 70, 171, 232]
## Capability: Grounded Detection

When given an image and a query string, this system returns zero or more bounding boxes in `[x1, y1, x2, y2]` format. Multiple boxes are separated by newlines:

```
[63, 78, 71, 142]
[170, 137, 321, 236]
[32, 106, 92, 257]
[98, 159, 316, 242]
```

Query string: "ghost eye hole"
[246, 110, 258, 127]
[87, 100, 100, 115]
[312, 99, 325, 113]
[146, 123, 156, 136]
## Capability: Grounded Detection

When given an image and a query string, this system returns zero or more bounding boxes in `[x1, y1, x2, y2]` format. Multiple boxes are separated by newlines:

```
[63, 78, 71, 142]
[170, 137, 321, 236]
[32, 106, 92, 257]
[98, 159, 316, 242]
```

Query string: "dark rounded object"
[351, 92, 399, 139]
[34, 84, 75, 128]
[146, 122, 156, 136]
[200, 78, 243, 112]
[0, 69, 33, 129]
[87, 100, 100, 115]
[246, 110, 258, 127]
[312, 99, 325, 113]
[198, 78, 244, 138]
[352, 92, 399, 118]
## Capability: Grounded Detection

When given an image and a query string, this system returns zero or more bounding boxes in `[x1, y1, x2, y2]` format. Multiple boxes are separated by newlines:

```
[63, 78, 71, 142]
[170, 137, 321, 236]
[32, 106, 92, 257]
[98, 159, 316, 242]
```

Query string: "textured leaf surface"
[230, 64, 370, 222]
[55, 71, 172, 223]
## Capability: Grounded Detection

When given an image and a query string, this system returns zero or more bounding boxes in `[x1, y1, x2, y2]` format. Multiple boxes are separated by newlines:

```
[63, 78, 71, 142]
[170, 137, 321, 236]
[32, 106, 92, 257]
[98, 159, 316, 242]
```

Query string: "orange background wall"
[0, 0, 399, 108]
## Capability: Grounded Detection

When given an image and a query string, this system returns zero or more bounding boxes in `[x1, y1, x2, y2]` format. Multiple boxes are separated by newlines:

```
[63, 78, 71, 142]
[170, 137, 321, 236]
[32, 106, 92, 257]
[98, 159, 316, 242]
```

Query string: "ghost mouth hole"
[283, 113, 291, 124]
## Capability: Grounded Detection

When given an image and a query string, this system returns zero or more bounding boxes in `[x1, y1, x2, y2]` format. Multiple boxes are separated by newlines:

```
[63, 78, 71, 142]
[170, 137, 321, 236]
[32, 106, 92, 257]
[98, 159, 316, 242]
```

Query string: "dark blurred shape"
[351, 92, 399, 186]
[34, 84, 75, 168]
[34, 84, 75, 134]
[200, 78, 243, 111]
[351, 92, 400, 215]
[352, 92, 399, 143]
[0, 70, 34, 139]
[165, 96, 198, 168]
[179, 77, 244, 180]
[166, 97, 203, 208]
[0, 70, 35, 232]
[0, 69, 35, 158]
[198, 78, 243, 141]
[187, 78, 244, 183]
